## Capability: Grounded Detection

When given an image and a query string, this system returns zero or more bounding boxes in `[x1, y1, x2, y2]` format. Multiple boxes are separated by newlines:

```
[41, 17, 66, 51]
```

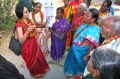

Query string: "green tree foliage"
[116, 0, 120, 2]
[0, 0, 18, 30]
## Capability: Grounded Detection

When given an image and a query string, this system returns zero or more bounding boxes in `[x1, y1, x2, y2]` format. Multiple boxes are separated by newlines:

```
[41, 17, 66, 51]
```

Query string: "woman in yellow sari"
[62, 0, 75, 50]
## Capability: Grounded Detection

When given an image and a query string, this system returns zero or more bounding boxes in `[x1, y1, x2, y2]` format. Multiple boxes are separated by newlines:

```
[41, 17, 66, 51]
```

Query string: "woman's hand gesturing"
[26, 25, 34, 34]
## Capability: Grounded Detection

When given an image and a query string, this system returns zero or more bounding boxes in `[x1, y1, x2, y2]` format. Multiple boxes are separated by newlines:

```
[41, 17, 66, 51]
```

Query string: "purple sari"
[50, 17, 70, 61]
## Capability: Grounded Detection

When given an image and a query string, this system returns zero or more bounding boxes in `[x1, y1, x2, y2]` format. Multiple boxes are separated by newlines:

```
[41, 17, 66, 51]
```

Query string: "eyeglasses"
[24, 10, 29, 14]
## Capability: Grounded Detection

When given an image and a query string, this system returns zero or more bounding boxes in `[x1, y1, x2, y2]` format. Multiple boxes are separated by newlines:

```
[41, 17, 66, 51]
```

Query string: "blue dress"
[64, 24, 100, 75]
[110, 7, 114, 15]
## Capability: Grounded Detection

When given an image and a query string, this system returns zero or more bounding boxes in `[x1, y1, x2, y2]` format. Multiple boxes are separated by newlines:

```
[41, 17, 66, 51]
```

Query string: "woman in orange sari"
[15, 5, 49, 78]
[62, 0, 75, 50]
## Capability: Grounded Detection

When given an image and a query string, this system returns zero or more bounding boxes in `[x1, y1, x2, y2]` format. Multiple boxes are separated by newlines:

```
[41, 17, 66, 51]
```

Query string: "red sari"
[65, 13, 85, 50]
[72, 13, 85, 31]
[70, 0, 82, 13]
[16, 19, 49, 77]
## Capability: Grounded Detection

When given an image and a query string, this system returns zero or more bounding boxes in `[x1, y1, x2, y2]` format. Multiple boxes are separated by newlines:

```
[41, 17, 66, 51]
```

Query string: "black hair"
[89, 8, 99, 23]
[56, 7, 64, 14]
[92, 47, 120, 79]
[104, 0, 112, 7]
[15, 5, 25, 19]
[33, 2, 42, 7]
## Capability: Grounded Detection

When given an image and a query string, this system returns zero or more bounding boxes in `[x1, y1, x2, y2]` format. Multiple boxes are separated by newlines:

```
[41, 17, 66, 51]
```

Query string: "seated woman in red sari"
[72, 3, 87, 33]
[62, 0, 75, 50]
[49, 7, 70, 61]
[15, 5, 49, 78]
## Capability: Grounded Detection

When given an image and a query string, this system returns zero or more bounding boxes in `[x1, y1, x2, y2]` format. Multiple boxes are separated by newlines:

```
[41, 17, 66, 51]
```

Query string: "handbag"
[9, 27, 22, 56]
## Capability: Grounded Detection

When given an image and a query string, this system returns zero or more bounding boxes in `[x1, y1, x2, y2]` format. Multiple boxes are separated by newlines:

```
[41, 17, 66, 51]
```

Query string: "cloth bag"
[9, 27, 22, 56]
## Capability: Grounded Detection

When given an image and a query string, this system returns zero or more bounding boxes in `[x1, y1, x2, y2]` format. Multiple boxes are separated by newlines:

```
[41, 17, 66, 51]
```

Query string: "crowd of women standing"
[12, 0, 120, 79]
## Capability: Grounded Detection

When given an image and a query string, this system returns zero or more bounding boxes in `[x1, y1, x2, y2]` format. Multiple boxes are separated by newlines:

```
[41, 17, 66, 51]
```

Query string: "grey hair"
[112, 16, 120, 35]
[92, 47, 120, 79]
[79, 3, 87, 12]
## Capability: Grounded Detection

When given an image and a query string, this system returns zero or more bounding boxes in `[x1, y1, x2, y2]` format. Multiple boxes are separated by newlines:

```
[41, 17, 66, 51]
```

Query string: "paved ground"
[0, 0, 120, 79]
[19, 48, 68, 79]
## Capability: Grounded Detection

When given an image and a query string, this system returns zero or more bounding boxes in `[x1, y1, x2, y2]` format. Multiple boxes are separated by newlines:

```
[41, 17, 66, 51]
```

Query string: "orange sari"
[62, 5, 75, 22]
[16, 19, 49, 77]
[62, 5, 75, 50]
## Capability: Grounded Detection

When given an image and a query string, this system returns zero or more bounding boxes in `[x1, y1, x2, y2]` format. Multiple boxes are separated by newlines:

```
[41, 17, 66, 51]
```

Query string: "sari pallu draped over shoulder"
[62, 5, 75, 50]
[16, 19, 49, 77]
[62, 6, 75, 22]
[50, 17, 70, 61]
[64, 24, 100, 75]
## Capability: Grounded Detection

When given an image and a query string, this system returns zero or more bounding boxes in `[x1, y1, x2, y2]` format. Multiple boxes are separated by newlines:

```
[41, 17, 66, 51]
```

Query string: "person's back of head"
[92, 47, 120, 79]
[89, 8, 99, 23]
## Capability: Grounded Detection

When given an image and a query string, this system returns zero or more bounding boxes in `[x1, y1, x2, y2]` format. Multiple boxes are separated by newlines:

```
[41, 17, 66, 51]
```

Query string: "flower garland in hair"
[16, 19, 37, 38]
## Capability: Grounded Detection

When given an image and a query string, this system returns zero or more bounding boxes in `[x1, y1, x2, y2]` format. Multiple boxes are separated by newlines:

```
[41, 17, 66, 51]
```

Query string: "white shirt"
[102, 38, 120, 53]
[84, 38, 120, 76]
[43, 0, 56, 16]
[48, 17, 55, 27]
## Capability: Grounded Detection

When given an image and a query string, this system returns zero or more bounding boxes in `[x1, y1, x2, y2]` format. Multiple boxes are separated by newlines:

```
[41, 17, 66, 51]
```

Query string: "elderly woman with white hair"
[64, 8, 100, 79]
[72, 3, 87, 32]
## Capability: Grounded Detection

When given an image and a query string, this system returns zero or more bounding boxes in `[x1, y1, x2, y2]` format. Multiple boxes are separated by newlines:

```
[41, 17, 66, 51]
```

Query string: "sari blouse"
[73, 24, 100, 48]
